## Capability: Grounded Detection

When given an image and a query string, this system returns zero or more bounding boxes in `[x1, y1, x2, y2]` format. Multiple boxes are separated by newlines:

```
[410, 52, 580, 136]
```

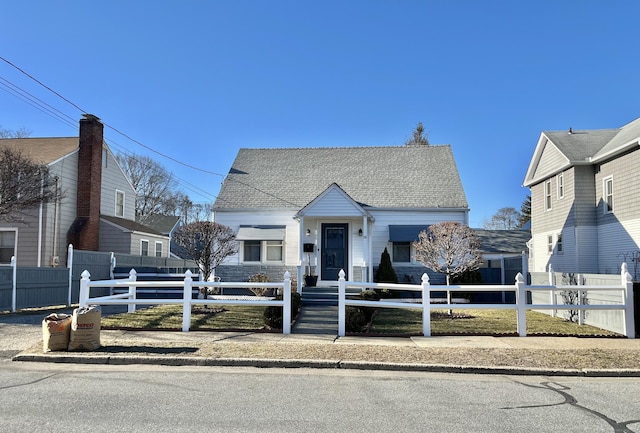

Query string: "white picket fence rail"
[338, 263, 635, 338]
[79, 269, 292, 333]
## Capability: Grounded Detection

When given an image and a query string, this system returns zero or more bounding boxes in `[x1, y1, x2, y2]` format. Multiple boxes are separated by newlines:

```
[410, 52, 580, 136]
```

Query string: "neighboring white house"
[0, 115, 170, 267]
[523, 117, 640, 278]
[212, 144, 470, 288]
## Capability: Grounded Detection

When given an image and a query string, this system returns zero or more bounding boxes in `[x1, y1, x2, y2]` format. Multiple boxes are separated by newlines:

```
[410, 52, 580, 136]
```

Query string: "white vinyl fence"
[79, 269, 292, 333]
[338, 263, 635, 338]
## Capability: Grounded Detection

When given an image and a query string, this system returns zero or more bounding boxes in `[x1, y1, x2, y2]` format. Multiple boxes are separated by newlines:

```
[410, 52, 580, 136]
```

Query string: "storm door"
[321, 223, 348, 281]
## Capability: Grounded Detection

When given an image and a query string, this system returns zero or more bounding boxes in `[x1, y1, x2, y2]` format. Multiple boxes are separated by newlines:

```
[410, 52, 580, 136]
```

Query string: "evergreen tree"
[376, 247, 398, 283]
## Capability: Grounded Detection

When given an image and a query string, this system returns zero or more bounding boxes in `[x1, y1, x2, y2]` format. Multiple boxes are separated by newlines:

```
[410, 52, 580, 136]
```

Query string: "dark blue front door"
[321, 223, 348, 281]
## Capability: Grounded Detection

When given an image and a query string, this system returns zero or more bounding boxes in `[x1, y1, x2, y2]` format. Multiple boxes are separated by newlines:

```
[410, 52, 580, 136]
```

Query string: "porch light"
[358, 228, 363, 236]
[306, 229, 311, 236]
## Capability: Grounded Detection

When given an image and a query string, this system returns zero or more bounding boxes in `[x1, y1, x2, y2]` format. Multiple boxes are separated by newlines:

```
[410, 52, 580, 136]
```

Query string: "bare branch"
[0, 148, 62, 221]
[172, 221, 238, 282]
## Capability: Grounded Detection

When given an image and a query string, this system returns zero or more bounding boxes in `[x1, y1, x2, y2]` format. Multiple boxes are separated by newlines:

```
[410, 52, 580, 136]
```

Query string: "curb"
[12, 353, 640, 377]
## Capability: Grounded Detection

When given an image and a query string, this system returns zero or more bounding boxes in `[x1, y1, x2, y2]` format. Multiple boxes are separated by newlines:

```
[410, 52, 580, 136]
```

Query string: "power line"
[0, 55, 300, 208]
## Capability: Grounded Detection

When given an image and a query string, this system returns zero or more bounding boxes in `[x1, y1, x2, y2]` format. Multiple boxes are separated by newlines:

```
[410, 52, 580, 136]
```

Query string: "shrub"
[358, 290, 379, 323]
[248, 273, 271, 297]
[263, 292, 302, 329]
[375, 247, 398, 283]
[345, 306, 367, 332]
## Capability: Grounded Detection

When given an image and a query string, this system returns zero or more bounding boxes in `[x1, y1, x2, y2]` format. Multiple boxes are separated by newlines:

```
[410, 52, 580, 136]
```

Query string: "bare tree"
[413, 222, 482, 313]
[405, 122, 429, 146]
[0, 126, 31, 138]
[115, 152, 180, 223]
[0, 148, 61, 221]
[172, 221, 238, 289]
[482, 207, 521, 230]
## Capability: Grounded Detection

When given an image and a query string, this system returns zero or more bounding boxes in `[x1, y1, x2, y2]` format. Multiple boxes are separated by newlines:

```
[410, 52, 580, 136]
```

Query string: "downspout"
[37, 176, 44, 267]
[51, 177, 60, 266]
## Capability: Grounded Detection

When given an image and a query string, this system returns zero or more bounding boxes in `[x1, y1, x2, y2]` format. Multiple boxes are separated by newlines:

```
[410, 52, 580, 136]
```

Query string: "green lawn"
[101, 305, 268, 331]
[101, 304, 623, 337]
[370, 308, 622, 336]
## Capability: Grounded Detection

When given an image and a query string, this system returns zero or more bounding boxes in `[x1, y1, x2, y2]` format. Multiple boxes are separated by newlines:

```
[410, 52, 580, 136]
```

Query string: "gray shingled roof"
[543, 129, 617, 162]
[474, 229, 531, 255]
[101, 215, 163, 236]
[213, 145, 468, 210]
[543, 116, 640, 163]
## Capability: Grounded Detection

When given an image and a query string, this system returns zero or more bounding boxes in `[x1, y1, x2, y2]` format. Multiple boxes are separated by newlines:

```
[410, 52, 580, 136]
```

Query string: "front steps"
[300, 285, 361, 306]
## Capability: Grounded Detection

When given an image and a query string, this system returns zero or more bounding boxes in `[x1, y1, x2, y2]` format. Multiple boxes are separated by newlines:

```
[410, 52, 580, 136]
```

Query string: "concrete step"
[293, 305, 338, 335]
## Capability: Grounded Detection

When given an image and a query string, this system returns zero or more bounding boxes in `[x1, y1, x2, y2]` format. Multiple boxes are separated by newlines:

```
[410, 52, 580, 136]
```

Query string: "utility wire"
[1, 55, 300, 207]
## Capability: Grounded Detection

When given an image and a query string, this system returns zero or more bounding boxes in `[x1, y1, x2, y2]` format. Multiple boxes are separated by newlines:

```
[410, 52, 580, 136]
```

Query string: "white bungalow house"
[212, 144, 470, 289]
[523, 116, 640, 278]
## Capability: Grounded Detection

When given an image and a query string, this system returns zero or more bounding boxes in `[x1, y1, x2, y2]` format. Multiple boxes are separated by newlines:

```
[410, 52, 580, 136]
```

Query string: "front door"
[321, 223, 348, 281]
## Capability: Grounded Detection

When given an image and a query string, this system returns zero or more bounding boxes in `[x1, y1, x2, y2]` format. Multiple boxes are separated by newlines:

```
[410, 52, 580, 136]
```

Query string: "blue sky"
[2, 1, 639, 227]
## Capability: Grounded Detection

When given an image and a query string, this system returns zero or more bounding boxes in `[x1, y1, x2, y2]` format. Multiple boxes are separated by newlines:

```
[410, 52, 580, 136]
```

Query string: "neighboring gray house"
[213, 144, 469, 288]
[474, 229, 530, 284]
[523, 117, 640, 276]
[137, 214, 181, 258]
[0, 115, 170, 267]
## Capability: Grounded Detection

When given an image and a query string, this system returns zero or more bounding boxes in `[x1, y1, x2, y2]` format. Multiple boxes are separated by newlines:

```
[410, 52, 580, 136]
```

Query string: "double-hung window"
[115, 190, 125, 217]
[243, 240, 283, 263]
[155, 241, 163, 257]
[545, 180, 552, 210]
[141, 240, 149, 256]
[604, 176, 614, 213]
[238, 226, 286, 264]
[0, 230, 16, 264]
[557, 173, 564, 199]
[392, 242, 411, 263]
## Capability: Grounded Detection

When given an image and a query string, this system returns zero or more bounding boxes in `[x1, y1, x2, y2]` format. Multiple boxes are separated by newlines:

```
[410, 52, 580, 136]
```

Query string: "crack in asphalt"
[0, 373, 60, 391]
[502, 381, 640, 433]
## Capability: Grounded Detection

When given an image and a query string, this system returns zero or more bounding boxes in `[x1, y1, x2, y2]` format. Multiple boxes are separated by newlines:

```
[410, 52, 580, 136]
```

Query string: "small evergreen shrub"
[263, 292, 302, 329]
[375, 247, 398, 283]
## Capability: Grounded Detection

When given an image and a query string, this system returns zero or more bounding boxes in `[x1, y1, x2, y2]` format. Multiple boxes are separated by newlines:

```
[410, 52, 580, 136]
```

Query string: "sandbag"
[68, 306, 101, 351]
[42, 313, 71, 352]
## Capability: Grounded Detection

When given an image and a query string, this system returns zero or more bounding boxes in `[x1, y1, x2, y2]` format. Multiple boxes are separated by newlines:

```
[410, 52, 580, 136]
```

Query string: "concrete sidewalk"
[3, 307, 640, 376]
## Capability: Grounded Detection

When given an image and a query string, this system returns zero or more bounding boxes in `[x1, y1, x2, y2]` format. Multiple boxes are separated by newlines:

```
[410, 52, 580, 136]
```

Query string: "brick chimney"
[68, 114, 103, 251]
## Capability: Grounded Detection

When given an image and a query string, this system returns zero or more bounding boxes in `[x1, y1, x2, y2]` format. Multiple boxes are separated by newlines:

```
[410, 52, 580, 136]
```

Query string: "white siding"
[597, 218, 640, 275]
[302, 187, 365, 217]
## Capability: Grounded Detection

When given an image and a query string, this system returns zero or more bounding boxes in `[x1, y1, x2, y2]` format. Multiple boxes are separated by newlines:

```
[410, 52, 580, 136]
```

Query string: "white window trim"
[547, 234, 553, 255]
[556, 232, 563, 255]
[0, 229, 18, 265]
[603, 176, 614, 214]
[154, 241, 163, 258]
[557, 173, 564, 199]
[241, 240, 284, 264]
[140, 239, 149, 256]
[545, 180, 552, 211]
[115, 190, 125, 217]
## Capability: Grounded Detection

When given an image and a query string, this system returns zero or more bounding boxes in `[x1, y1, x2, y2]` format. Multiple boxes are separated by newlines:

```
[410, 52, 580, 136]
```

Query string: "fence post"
[422, 273, 431, 337]
[283, 271, 291, 335]
[338, 269, 346, 337]
[515, 272, 527, 337]
[10, 256, 16, 312]
[578, 273, 585, 326]
[548, 264, 556, 317]
[182, 270, 193, 332]
[67, 244, 73, 307]
[79, 270, 91, 307]
[128, 269, 137, 313]
[621, 263, 635, 338]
